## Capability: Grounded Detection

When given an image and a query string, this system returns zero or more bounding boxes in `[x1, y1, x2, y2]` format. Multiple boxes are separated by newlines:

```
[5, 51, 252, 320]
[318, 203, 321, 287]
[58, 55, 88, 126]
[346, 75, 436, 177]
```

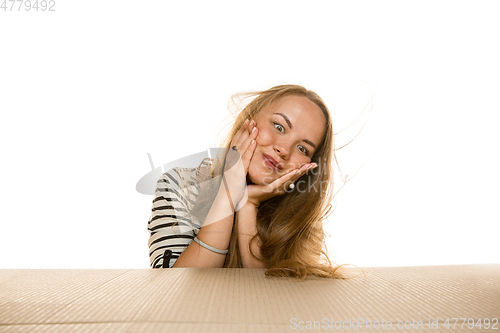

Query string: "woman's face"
[247, 95, 326, 185]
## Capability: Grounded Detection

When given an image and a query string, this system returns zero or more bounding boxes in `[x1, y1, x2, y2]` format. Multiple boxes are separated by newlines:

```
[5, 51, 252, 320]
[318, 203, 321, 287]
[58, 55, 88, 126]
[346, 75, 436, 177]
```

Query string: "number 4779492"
[443, 318, 498, 330]
[1, 0, 56, 11]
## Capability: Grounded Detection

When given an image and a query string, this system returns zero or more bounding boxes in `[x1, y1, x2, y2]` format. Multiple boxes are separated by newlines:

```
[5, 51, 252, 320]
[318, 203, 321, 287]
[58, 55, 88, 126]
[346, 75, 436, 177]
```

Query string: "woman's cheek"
[255, 127, 272, 145]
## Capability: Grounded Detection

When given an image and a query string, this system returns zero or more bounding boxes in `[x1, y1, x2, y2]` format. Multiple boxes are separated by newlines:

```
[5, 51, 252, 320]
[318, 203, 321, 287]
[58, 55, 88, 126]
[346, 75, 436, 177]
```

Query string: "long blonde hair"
[197, 84, 358, 279]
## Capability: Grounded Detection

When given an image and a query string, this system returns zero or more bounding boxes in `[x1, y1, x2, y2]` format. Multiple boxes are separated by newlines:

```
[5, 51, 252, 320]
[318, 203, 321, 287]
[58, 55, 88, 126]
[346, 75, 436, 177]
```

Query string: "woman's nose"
[274, 145, 289, 160]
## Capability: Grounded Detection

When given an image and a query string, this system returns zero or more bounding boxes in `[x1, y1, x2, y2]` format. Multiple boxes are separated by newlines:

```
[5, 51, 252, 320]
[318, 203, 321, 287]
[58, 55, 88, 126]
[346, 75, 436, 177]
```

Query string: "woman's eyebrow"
[273, 112, 293, 129]
[273, 112, 317, 150]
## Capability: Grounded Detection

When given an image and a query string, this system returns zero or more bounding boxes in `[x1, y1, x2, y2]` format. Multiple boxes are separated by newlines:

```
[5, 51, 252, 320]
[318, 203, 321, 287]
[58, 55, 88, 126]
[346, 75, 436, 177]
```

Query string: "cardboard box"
[1, 264, 499, 332]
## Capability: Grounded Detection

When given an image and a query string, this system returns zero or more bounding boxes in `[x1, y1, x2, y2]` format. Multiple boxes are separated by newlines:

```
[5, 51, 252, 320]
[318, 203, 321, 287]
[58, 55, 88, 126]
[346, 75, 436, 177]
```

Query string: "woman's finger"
[239, 123, 258, 171]
[238, 120, 257, 152]
[270, 163, 318, 193]
[289, 163, 318, 183]
[225, 119, 258, 174]
[268, 168, 300, 191]
[231, 119, 252, 150]
[227, 120, 257, 167]
[224, 119, 250, 166]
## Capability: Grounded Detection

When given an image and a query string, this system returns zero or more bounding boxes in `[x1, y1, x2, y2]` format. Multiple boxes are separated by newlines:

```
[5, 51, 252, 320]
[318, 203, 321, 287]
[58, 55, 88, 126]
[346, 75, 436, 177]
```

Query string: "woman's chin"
[247, 173, 275, 186]
[247, 164, 279, 186]
[246, 175, 261, 186]
[247, 171, 262, 186]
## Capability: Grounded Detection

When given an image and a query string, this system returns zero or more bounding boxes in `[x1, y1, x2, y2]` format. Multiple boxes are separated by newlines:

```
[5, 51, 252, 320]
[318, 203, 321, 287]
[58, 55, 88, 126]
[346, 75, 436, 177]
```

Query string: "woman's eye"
[274, 123, 285, 133]
[273, 122, 309, 155]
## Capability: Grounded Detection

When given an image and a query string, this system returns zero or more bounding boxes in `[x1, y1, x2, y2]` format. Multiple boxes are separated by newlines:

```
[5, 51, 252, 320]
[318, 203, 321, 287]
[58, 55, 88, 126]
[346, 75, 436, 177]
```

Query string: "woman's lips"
[262, 153, 280, 172]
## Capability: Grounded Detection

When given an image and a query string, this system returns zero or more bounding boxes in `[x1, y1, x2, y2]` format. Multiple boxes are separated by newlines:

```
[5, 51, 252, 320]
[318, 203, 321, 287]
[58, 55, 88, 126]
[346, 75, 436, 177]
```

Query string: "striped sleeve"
[147, 168, 200, 268]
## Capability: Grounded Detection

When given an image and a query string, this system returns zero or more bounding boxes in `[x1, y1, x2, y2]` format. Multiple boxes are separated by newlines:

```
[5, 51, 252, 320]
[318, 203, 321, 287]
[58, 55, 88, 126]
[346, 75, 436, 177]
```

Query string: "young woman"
[148, 84, 347, 278]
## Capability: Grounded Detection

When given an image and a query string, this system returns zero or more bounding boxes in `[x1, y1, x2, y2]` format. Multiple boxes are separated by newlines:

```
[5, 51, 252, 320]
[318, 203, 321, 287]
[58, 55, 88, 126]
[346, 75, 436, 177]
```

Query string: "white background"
[1, 1, 499, 269]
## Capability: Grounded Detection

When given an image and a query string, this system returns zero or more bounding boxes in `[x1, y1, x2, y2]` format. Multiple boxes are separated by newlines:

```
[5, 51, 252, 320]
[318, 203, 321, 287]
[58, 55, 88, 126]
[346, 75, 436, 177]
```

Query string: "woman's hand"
[245, 162, 318, 207]
[222, 119, 258, 207]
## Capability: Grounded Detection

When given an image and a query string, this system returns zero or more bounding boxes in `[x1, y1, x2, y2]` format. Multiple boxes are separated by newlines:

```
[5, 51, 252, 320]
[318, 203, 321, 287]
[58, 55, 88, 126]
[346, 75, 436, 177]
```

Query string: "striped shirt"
[147, 158, 216, 268]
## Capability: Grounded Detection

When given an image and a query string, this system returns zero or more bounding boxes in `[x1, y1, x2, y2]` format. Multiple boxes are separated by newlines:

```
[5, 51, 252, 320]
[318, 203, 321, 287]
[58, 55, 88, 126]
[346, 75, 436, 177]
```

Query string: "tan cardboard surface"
[1, 265, 499, 332]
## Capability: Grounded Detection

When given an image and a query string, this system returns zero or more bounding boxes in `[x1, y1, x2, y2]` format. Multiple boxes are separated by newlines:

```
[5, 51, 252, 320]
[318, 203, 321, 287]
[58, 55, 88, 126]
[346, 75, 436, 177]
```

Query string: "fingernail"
[251, 120, 256, 126]
[252, 126, 257, 133]
[244, 119, 249, 124]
